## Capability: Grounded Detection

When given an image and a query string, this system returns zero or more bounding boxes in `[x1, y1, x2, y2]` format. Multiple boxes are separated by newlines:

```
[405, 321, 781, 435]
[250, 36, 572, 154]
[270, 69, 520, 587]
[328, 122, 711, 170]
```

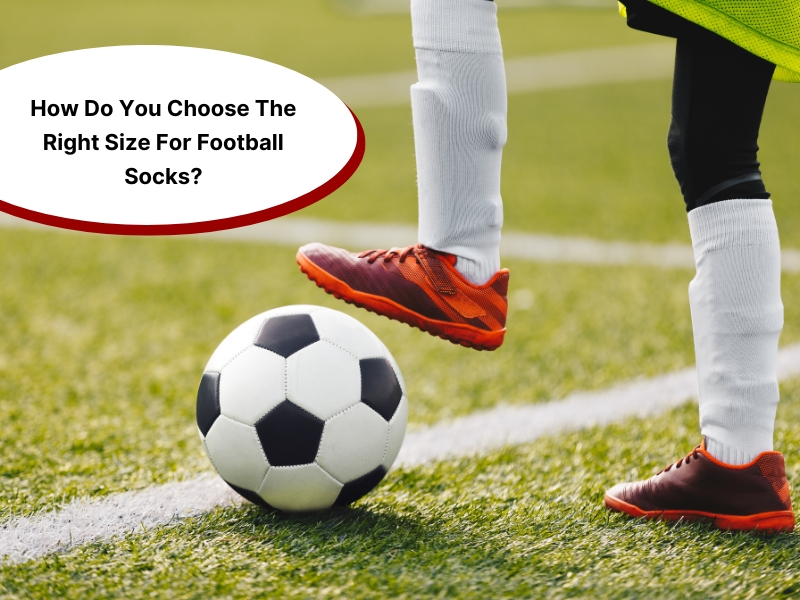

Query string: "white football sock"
[688, 199, 783, 465]
[411, 0, 506, 285]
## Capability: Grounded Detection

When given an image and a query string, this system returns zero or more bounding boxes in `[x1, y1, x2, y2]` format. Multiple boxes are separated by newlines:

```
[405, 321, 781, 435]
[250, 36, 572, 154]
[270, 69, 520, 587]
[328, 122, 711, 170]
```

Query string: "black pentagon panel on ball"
[360, 358, 403, 421]
[196, 372, 221, 437]
[224, 481, 274, 510]
[255, 400, 325, 466]
[255, 313, 320, 358]
[334, 466, 387, 506]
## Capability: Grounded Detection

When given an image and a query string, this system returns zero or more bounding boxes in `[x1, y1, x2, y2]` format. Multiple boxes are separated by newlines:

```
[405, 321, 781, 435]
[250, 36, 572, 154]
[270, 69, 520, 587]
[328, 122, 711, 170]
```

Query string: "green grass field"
[4, 384, 800, 598]
[2, 1, 800, 597]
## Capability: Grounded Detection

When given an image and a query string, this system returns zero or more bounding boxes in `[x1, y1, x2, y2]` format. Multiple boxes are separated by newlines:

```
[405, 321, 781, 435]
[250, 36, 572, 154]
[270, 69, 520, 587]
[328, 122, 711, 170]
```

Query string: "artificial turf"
[0, 227, 695, 521]
[3, 382, 800, 598]
[4, 227, 800, 527]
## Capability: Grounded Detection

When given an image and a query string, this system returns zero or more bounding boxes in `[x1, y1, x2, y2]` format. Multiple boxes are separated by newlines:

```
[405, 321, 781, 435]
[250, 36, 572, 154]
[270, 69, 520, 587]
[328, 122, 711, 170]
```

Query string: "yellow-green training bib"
[620, 0, 800, 82]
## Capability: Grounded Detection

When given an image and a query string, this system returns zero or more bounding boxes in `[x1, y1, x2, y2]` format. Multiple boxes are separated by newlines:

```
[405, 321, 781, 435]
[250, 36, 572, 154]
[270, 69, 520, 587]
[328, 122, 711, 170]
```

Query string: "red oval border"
[0, 107, 365, 236]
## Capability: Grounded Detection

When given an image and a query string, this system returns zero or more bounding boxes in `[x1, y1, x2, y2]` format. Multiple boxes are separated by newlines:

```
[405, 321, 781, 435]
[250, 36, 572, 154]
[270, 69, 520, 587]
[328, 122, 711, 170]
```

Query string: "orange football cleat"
[604, 440, 795, 533]
[296, 243, 509, 350]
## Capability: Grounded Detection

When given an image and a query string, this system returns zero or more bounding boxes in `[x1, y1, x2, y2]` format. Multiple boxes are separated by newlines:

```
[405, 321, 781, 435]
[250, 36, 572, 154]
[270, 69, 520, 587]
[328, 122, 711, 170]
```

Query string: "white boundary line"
[334, 0, 611, 15]
[5, 214, 800, 272]
[320, 43, 675, 108]
[206, 219, 800, 272]
[3, 342, 800, 565]
[405, 343, 800, 463]
[202, 218, 704, 269]
[0, 477, 240, 566]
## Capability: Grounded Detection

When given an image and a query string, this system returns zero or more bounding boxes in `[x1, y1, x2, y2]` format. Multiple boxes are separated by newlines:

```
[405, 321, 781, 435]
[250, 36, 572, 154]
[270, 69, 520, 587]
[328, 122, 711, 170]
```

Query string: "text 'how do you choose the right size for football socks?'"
[36, 98, 294, 185]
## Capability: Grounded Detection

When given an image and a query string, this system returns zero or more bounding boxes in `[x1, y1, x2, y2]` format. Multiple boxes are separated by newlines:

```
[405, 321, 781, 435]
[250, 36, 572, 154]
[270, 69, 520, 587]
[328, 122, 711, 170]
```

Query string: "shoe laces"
[358, 244, 422, 264]
[657, 445, 702, 475]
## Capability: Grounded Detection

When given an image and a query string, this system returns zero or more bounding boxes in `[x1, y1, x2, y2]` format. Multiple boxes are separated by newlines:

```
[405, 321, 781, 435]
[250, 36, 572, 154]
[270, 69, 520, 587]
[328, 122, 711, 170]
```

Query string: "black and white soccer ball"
[196, 305, 408, 512]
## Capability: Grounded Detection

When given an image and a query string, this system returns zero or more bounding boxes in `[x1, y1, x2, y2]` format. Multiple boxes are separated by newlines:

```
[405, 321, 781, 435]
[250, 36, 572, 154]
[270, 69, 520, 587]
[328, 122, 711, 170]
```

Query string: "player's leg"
[412, 0, 506, 286]
[297, 0, 509, 350]
[673, 32, 779, 465]
[605, 27, 794, 532]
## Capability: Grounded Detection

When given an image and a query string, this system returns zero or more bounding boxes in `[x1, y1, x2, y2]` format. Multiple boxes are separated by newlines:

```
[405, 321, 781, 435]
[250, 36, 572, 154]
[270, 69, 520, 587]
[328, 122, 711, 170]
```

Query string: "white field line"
[0, 215, 691, 269]
[3, 343, 800, 564]
[335, 0, 611, 15]
[5, 214, 800, 272]
[0, 477, 240, 566]
[405, 342, 800, 463]
[205, 218, 705, 269]
[320, 43, 675, 108]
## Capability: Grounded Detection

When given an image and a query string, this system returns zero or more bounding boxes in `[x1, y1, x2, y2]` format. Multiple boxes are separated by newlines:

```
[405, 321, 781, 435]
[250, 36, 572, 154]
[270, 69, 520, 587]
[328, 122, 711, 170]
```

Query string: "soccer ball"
[196, 305, 408, 512]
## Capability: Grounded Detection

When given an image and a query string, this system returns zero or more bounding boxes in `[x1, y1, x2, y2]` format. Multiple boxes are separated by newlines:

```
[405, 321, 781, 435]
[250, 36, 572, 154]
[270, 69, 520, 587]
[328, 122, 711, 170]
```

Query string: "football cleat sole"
[297, 251, 506, 351]
[604, 493, 796, 533]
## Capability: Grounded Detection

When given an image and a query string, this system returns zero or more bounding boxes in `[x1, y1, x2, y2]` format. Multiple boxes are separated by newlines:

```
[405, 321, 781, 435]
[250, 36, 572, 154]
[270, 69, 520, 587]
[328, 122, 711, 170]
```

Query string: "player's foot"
[296, 243, 509, 350]
[604, 440, 795, 533]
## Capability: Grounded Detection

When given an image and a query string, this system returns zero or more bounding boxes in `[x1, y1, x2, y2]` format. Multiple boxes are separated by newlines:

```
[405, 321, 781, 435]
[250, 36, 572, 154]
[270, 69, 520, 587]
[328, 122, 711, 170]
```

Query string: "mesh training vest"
[621, 0, 800, 82]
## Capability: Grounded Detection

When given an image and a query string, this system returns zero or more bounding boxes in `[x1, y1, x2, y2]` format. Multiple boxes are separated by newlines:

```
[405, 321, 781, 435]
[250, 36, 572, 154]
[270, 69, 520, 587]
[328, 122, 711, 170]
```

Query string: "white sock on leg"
[688, 199, 783, 465]
[411, 0, 506, 285]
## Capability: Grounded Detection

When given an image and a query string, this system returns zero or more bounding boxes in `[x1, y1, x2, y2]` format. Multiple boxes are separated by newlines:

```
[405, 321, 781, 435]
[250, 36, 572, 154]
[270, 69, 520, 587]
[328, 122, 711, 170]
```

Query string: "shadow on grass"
[225, 500, 445, 557]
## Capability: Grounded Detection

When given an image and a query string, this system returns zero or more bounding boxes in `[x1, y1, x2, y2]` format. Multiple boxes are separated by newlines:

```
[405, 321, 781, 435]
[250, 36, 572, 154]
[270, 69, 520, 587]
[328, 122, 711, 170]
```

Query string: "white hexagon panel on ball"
[310, 308, 386, 359]
[316, 403, 390, 483]
[257, 463, 343, 512]
[218, 346, 285, 425]
[204, 313, 269, 373]
[286, 340, 361, 420]
[204, 416, 269, 492]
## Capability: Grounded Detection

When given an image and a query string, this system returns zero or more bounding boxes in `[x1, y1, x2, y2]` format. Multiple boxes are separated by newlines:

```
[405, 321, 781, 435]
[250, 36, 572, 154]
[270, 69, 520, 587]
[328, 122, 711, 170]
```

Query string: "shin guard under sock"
[411, 0, 506, 285]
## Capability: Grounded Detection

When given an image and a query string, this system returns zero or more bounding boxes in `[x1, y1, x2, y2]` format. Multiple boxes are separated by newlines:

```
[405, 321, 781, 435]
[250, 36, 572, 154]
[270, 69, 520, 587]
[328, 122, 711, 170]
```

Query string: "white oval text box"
[0, 46, 364, 234]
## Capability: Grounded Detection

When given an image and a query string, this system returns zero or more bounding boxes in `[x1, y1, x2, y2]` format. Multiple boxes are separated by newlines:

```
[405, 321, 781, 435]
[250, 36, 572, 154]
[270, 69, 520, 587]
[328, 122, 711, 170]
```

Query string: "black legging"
[622, 0, 776, 211]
